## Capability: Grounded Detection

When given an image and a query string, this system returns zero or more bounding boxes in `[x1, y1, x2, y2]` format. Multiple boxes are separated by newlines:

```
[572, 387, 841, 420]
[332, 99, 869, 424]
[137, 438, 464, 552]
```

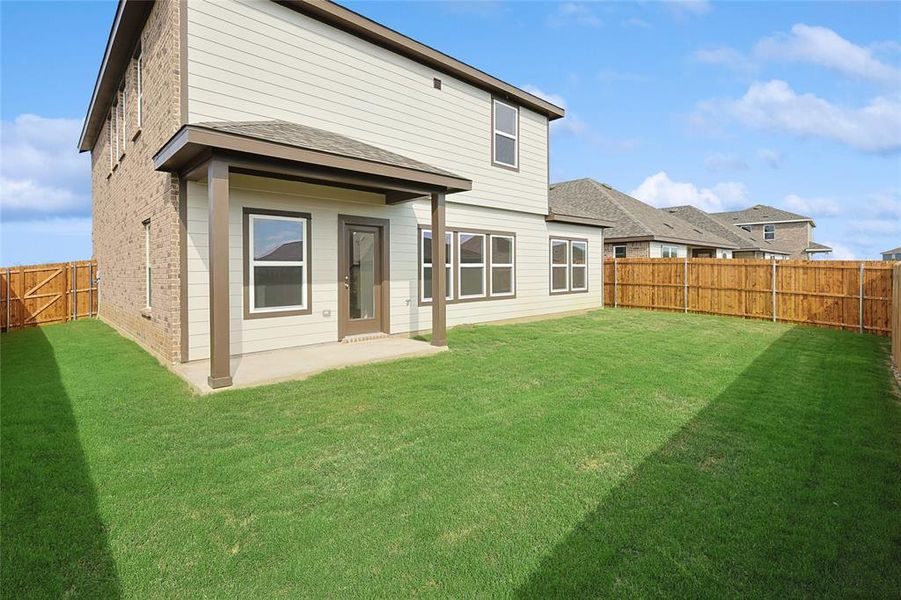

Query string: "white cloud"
[0, 114, 90, 220]
[819, 241, 855, 260]
[548, 3, 602, 28]
[783, 193, 841, 217]
[696, 80, 901, 153]
[757, 148, 783, 168]
[663, 0, 711, 17]
[704, 153, 748, 172]
[630, 171, 749, 212]
[754, 24, 901, 87]
[522, 84, 567, 109]
[692, 47, 756, 76]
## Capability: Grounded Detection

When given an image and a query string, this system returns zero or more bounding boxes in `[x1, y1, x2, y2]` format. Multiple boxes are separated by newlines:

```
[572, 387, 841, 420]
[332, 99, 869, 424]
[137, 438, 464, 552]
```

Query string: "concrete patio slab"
[173, 337, 448, 394]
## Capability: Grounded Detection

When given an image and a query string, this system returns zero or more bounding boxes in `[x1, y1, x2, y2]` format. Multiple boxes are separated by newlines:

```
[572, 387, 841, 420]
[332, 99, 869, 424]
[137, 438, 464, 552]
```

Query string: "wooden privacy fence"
[604, 258, 896, 337]
[1, 260, 98, 331]
[893, 264, 901, 369]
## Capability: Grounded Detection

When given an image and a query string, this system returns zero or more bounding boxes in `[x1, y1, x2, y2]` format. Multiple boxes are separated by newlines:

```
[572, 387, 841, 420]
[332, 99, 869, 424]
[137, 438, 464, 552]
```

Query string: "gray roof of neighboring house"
[806, 241, 833, 252]
[549, 178, 738, 248]
[195, 120, 463, 179]
[711, 204, 815, 226]
[881, 246, 901, 255]
[661, 205, 793, 255]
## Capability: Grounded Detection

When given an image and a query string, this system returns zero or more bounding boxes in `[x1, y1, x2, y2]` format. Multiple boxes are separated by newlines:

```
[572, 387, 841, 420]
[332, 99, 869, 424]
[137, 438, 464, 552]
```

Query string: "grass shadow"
[515, 325, 901, 597]
[1, 325, 121, 598]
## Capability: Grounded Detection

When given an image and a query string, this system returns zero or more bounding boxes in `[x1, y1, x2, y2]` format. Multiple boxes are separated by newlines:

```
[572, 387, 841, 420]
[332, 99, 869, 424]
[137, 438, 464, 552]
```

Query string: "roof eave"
[545, 213, 615, 228]
[153, 124, 473, 194]
[78, 0, 152, 152]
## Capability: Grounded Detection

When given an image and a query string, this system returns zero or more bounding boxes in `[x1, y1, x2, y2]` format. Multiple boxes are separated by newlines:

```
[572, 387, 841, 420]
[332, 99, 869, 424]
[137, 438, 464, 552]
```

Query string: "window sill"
[491, 160, 519, 173]
[119, 151, 126, 162]
[132, 128, 142, 142]
[419, 293, 516, 307]
[140, 307, 152, 319]
[549, 288, 590, 296]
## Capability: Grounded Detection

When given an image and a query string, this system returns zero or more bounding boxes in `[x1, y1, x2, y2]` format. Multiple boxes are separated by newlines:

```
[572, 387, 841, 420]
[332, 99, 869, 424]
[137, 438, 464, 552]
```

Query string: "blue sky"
[1, 0, 899, 265]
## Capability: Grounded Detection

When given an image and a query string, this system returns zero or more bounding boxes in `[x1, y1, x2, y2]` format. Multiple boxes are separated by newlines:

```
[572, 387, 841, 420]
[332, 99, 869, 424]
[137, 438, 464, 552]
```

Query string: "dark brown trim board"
[546, 213, 615, 228]
[490, 96, 520, 172]
[178, 176, 189, 362]
[549, 236, 590, 296]
[429, 193, 447, 347]
[336, 214, 391, 340]
[207, 158, 232, 388]
[242, 207, 314, 321]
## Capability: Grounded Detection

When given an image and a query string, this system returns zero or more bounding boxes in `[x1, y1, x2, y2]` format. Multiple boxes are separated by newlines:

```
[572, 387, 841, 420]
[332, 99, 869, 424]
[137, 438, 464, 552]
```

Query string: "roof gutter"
[605, 234, 739, 250]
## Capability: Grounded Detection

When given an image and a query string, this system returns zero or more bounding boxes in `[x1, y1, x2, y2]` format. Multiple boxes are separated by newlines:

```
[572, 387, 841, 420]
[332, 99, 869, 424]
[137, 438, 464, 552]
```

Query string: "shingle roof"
[661, 205, 793, 255]
[806, 241, 833, 252]
[882, 246, 901, 255]
[549, 178, 738, 248]
[711, 204, 814, 225]
[195, 120, 462, 179]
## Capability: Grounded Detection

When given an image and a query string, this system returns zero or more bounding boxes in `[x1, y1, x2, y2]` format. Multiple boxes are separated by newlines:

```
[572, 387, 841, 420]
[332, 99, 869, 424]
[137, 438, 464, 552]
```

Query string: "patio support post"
[207, 157, 233, 388]
[430, 192, 447, 347]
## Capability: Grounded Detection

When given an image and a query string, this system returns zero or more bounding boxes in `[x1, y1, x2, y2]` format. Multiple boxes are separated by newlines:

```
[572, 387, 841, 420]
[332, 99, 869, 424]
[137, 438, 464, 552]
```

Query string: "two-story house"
[79, 0, 611, 389]
[710, 205, 832, 259]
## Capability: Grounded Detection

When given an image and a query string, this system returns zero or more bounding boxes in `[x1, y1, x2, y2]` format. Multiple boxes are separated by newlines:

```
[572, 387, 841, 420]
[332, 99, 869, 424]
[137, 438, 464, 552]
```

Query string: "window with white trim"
[492, 99, 518, 168]
[108, 112, 114, 171]
[550, 239, 569, 292]
[551, 238, 588, 294]
[490, 235, 515, 296]
[661, 244, 679, 258]
[613, 245, 626, 258]
[458, 232, 487, 299]
[764, 224, 775, 240]
[144, 220, 152, 309]
[135, 50, 143, 128]
[421, 229, 452, 302]
[247, 213, 308, 313]
[119, 85, 127, 156]
[571, 240, 587, 291]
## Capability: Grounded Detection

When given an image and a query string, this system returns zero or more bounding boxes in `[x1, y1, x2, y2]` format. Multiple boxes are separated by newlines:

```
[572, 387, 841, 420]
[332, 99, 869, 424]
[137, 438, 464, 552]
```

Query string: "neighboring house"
[549, 179, 737, 259]
[710, 205, 832, 259]
[882, 247, 901, 261]
[79, 0, 611, 388]
[661, 206, 792, 260]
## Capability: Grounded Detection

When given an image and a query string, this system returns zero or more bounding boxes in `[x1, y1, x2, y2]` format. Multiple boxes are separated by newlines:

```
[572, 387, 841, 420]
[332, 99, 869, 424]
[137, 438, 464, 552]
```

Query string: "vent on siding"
[433, 78, 442, 90]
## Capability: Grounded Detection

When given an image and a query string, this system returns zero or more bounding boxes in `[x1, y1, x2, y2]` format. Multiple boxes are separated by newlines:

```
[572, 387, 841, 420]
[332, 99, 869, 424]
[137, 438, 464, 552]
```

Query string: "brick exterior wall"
[90, 0, 184, 362]
[604, 241, 650, 258]
[740, 222, 812, 259]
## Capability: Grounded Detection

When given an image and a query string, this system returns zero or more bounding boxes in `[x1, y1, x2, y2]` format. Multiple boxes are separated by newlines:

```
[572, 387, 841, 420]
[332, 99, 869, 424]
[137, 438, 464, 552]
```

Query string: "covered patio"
[154, 120, 472, 389]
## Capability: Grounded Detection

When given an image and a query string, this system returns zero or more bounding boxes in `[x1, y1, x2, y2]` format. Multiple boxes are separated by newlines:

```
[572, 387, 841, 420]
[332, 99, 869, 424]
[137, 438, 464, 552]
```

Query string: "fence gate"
[1, 260, 98, 331]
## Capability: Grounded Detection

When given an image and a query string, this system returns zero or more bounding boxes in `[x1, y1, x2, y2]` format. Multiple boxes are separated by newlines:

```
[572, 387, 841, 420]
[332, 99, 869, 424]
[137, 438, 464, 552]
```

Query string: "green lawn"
[2, 310, 899, 598]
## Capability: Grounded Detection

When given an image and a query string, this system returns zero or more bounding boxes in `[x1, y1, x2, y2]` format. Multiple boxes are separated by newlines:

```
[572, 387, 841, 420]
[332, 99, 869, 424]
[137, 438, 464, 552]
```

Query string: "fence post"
[683, 258, 688, 313]
[771, 258, 777, 322]
[613, 258, 618, 308]
[4, 269, 9, 331]
[88, 263, 93, 318]
[859, 262, 864, 334]
[71, 263, 77, 320]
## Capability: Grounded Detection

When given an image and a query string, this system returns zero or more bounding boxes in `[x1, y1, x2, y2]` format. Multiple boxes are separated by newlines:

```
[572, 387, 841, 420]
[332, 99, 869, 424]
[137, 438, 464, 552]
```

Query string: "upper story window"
[135, 49, 143, 129]
[492, 98, 518, 169]
[764, 224, 775, 240]
[244, 210, 311, 316]
[614, 245, 626, 258]
[119, 85, 127, 156]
